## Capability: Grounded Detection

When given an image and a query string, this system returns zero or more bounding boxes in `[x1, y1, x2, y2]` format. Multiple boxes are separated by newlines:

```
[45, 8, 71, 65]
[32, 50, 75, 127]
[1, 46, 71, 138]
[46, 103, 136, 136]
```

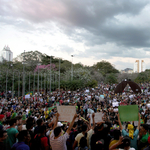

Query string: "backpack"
[31, 134, 45, 150]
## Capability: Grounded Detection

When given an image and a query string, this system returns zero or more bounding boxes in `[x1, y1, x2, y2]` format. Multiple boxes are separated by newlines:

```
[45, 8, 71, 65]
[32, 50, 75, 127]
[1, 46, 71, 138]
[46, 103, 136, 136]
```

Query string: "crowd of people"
[0, 83, 150, 150]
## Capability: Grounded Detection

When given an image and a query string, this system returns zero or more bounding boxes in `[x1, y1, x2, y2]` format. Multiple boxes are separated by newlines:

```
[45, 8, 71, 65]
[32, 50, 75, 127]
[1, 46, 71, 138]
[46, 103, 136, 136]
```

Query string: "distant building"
[121, 68, 133, 74]
[134, 60, 145, 73]
[0, 46, 13, 62]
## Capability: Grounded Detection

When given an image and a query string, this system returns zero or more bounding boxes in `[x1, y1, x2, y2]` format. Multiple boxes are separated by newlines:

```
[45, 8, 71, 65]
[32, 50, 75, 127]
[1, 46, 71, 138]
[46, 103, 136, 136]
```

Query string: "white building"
[0, 46, 13, 62]
[134, 60, 146, 73]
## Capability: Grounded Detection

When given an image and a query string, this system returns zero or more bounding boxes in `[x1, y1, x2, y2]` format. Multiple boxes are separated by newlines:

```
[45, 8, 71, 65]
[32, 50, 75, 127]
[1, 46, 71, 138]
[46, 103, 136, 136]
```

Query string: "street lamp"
[33, 71, 35, 94]
[6, 70, 8, 100]
[59, 58, 61, 92]
[11, 64, 14, 99]
[71, 55, 74, 81]
[22, 50, 25, 99]
[50, 56, 52, 94]
[37, 59, 41, 94]
[41, 73, 42, 93]
[29, 72, 30, 93]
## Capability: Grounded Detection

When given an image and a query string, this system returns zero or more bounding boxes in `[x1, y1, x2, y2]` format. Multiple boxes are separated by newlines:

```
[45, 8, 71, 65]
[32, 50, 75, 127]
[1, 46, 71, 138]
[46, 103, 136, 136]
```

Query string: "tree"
[105, 73, 118, 84]
[94, 60, 119, 77]
[135, 72, 148, 83]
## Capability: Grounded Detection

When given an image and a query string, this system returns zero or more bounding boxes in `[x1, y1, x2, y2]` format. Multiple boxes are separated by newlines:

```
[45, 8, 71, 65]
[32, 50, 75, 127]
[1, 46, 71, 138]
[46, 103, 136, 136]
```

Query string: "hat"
[0, 114, 5, 120]
[57, 122, 63, 127]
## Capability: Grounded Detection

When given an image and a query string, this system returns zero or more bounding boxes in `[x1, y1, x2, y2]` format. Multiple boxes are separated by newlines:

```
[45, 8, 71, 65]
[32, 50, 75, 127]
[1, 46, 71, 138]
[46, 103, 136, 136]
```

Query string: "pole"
[59, 58, 60, 92]
[50, 56, 51, 94]
[38, 62, 39, 94]
[6, 70, 8, 100]
[41, 73, 42, 93]
[71, 55, 73, 81]
[33, 71, 35, 94]
[18, 72, 20, 97]
[29, 72, 30, 93]
[44, 73, 45, 95]
[23, 50, 25, 99]
[12, 71, 14, 98]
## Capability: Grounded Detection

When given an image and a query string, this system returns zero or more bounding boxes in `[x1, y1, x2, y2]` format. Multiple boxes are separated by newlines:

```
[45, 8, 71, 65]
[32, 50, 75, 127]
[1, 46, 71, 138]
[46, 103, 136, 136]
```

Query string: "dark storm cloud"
[1, 0, 150, 59]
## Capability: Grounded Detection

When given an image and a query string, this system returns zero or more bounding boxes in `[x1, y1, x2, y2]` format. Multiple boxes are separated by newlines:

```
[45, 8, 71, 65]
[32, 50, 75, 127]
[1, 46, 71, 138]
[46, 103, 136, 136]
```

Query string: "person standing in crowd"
[32, 125, 49, 150]
[138, 124, 149, 150]
[11, 130, 30, 150]
[5, 118, 19, 150]
[117, 113, 141, 150]
[109, 136, 135, 150]
[50, 113, 78, 150]
[73, 113, 95, 150]
[0, 130, 8, 150]
[0, 114, 5, 130]
[34, 119, 43, 135]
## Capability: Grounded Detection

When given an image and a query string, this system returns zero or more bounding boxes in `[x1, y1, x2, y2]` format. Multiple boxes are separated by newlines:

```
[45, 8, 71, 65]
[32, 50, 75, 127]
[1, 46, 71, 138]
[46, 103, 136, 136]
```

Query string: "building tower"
[0, 45, 13, 62]
[134, 60, 145, 73]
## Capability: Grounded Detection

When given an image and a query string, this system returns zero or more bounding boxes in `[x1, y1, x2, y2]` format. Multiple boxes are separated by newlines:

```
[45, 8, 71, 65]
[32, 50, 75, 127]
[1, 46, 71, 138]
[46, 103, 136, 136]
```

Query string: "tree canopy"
[94, 60, 119, 77]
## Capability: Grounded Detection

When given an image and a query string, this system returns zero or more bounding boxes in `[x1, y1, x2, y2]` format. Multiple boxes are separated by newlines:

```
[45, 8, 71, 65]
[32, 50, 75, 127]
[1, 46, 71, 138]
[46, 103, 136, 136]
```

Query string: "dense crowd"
[0, 83, 150, 150]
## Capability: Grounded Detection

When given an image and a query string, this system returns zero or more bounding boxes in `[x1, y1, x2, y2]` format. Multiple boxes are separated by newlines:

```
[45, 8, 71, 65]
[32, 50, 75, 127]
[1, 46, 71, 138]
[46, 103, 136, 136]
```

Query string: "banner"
[91, 112, 103, 123]
[112, 102, 119, 107]
[57, 106, 76, 122]
[118, 105, 139, 122]
[25, 94, 30, 99]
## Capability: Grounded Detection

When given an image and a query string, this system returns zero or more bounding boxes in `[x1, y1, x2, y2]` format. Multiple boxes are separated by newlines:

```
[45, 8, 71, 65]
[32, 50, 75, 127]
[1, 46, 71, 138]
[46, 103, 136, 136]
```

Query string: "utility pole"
[18, 72, 20, 97]
[23, 50, 25, 99]
[29, 72, 30, 93]
[59, 58, 60, 92]
[12, 71, 14, 99]
[50, 56, 51, 94]
[71, 55, 73, 81]
[33, 71, 35, 94]
[41, 73, 42, 93]
[37, 59, 39, 94]
[6, 70, 8, 100]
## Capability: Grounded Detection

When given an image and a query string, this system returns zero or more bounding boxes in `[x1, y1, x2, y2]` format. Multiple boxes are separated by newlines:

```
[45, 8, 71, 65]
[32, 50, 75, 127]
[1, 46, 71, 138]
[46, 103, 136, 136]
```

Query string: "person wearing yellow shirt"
[44, 107, 50, 119]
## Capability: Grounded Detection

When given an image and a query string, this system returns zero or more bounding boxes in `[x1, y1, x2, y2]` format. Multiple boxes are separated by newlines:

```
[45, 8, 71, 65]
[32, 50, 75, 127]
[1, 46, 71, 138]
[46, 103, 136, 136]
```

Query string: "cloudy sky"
[1, 0, 150, 70]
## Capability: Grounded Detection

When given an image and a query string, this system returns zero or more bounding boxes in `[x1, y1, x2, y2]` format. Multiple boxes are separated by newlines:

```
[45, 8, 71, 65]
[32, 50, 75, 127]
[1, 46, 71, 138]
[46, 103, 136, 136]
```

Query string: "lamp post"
[6, 70, 8, 100]
[18, 71, 20, 97]
[33, 71, 35, 94]
[50, 56, 51, 94]
[29, 72, 30, 93]
[37, 63, 39, 94]
[11, 64, 14, 99]
[59, 58, 60, 92]
[55, 73, 57, 89]
[22, 50, 25, 99]
[71, 55, 73, 81]
[41, 73, 42, 93]
[44, 73, 45, 95]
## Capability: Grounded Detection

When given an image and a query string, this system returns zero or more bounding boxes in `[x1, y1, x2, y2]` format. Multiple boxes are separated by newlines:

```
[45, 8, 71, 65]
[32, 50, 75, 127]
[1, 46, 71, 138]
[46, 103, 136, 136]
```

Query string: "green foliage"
[86, 80, 98, 87]
[0, 51, 123, 93]
[134, 72, 149, 83]
[105, 73, 118, 84]
[95, 60, 119, 77]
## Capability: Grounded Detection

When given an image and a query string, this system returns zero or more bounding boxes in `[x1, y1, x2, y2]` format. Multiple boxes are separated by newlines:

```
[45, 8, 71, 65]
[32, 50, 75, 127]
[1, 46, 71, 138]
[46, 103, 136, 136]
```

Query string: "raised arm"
[52, 113, 59, 130]
[109, 136, 123, 150]
[66, 113, 78, 134]
[137, 113, 141, 130]
[117, 113, 123, 130]
[92, 113, 95, 130]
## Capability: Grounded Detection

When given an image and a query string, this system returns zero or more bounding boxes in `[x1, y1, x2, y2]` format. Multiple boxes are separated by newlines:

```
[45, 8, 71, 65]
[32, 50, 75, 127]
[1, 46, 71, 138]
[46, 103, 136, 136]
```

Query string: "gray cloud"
[1, 0, 150, 62]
